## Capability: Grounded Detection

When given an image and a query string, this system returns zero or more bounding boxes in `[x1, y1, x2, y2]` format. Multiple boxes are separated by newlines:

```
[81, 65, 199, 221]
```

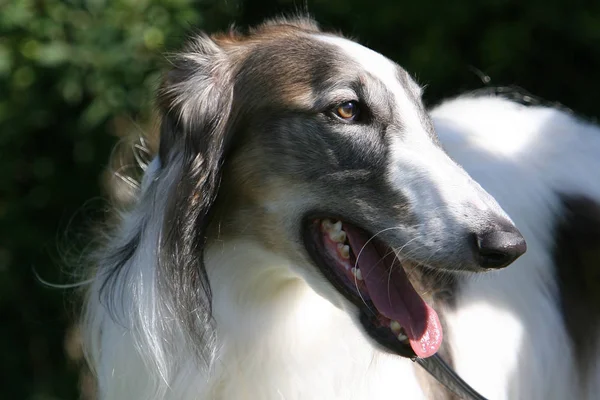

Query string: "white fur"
[433, 96, 600, 399]
[204, 240, 427, 399]
[85, 156, 203, 399]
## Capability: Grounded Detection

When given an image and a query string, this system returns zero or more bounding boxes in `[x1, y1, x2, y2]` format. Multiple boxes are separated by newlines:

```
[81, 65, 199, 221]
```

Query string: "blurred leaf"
[13, 65, 35, 88]
[37, 42, 71, 66]
[0, 44, 12, 75]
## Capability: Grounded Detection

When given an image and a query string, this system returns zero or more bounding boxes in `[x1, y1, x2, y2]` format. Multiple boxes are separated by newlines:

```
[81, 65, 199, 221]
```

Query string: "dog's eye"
[334, 101, 361, 121]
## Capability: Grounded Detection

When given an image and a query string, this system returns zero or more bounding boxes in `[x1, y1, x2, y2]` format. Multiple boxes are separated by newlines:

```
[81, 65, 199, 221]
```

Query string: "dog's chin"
[302, 216, 443, 360]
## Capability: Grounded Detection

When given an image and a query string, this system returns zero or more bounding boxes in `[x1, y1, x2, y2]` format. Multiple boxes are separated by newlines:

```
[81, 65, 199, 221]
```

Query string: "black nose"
[476, 228, 527, 269]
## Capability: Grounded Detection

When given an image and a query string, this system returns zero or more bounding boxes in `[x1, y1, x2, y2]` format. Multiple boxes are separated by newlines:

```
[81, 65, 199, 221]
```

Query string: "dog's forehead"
[317, 35, 401, 83]
[315, 34, 427, 135]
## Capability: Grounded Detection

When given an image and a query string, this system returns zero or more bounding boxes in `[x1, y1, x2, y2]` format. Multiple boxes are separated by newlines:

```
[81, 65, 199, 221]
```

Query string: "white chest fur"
[202, 241, 426, 400]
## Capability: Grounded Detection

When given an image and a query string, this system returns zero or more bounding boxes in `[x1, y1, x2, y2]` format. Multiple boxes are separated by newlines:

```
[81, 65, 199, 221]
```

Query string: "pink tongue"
[344, 225, 443, 358]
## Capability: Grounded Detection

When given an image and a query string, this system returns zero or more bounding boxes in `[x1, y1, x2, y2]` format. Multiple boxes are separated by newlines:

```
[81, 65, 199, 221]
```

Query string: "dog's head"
[155, 18, 526, 359]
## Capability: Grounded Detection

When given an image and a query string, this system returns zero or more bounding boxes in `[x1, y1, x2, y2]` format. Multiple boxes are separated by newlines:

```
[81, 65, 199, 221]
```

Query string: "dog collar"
[415, 354, 488, 400]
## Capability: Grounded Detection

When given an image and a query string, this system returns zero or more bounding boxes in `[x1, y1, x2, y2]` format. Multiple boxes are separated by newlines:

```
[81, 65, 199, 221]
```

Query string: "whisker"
[112, 168, 141, 190]
[352, 227, 404, 312]
[33, 267, 95, 289]
[353, 227, 422, 312]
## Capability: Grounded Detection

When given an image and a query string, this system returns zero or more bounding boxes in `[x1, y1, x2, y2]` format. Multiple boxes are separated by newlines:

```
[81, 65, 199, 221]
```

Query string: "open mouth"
[303, 218, 443, 359]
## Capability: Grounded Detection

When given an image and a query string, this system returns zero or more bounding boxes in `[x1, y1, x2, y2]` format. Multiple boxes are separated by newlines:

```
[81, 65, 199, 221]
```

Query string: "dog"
[82, 17, 600, 399]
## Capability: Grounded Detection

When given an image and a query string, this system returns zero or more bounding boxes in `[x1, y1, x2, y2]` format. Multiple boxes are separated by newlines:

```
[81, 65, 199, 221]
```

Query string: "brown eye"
[335, 101, 360, 121]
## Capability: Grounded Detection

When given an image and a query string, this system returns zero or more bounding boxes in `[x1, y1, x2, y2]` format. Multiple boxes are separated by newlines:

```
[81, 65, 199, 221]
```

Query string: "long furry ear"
[83, 33, 236, 397]
[158, 33, 235, 164]
[153, 32, 236, 366]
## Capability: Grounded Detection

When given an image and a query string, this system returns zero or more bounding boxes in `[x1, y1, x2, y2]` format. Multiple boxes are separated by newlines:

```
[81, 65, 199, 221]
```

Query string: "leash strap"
[415, 354, 488, 400]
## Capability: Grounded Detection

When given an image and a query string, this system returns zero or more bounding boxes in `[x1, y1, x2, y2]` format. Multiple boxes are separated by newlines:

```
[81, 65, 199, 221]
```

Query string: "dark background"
[1, 0, 598, 398]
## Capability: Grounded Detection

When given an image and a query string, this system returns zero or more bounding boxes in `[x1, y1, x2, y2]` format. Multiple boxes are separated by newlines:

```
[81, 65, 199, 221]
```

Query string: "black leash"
[415, 354, 488, 400]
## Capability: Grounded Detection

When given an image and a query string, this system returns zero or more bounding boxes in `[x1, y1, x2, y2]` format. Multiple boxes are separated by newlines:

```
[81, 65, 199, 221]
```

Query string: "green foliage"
[2, 0, 600, 398]
[0, 1, 202, 398]
[1, 0, 201, 132]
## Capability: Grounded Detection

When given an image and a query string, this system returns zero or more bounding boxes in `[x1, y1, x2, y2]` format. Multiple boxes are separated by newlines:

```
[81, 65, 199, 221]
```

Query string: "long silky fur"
[83, 32, 236, 399]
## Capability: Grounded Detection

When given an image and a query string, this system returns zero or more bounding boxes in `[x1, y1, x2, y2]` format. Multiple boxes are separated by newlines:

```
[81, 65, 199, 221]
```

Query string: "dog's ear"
[158, 33, 234, 164]
[153, 34, 237, 358]
[86, 36, 238, 379]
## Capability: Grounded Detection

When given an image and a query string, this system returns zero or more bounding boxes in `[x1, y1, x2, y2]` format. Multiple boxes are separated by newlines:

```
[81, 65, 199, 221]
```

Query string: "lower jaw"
[359, 311, 417, 358]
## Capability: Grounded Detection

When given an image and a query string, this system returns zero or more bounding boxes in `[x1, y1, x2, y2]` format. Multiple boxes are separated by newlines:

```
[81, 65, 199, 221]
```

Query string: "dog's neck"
[201, 238, 427, 400]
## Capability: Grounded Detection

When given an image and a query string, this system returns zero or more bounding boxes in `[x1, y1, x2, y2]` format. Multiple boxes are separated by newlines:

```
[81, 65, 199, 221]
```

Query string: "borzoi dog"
[81, 17, 598, 399]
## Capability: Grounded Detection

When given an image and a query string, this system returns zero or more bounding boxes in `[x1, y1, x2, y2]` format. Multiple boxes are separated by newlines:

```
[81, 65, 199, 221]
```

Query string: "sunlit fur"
[82, 18, 598, 400]
[434, 96, 600, 400]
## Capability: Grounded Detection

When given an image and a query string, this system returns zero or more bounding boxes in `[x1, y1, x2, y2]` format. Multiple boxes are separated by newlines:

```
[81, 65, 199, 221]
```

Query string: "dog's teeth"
[397, 332, 408, 342]
[390, 320, 402, 335]
[338, 243, 350, 259]
[351, 267, 363, 281]
[329, 230, 347, 243]
[332, 220, 342, 232]
[321, 219, 334, 231]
